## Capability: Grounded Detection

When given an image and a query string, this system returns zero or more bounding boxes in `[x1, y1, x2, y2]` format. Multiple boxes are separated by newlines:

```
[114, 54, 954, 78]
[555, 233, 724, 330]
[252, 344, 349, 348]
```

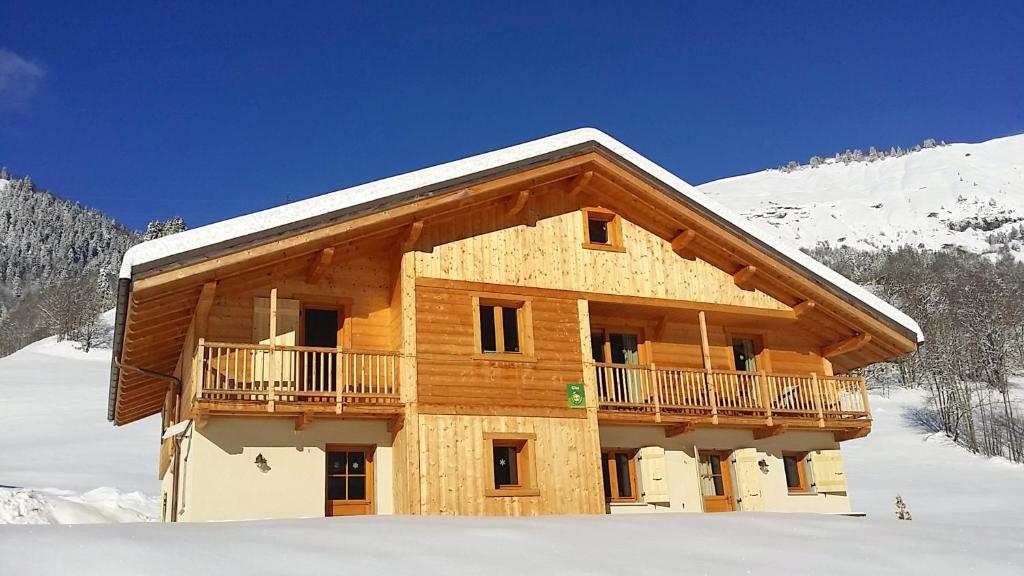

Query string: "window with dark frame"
[582, 208, 623, 251]
[783, 453, 809, 493]
[486, 436, 535, 495]
[588, 217, 610, 244]
[478, 301, 523, 355]
[601, 450, 637, 502]
[492, 444, 521, 488]
[326, 449, 368, 502]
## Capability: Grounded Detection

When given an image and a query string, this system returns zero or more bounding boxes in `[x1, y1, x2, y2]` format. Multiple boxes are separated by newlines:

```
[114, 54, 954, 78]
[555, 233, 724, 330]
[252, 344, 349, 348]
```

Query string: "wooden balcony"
[594, 363, 870, 439]
[191, 340, 402, 425]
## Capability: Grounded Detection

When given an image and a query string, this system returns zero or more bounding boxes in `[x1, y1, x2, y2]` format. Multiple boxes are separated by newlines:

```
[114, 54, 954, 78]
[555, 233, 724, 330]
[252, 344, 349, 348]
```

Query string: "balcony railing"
[194, 340, 401, 412]
[594, 363, 868, 424]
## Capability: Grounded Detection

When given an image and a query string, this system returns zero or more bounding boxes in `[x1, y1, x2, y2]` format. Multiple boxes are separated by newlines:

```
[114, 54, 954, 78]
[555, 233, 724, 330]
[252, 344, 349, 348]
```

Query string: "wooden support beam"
[195, 412, 208, 431]
[733, 265, 757, 291]
[295, 413, 314, 431]
[400, 220, 424, 252]
[698, 311, 712, 371]
[193, 281, 218, 339]
[753, 424, 787, 439]
[664, 422, 695, 438]
[306, 247, 335, 284]
[822, 333, 872, 358]
[793, 300, 816, 318]
[506, 189, 530, 217]
[670, 229, 697, 252]
[567, 171, 594, 197]
[833, 426, 870, 442]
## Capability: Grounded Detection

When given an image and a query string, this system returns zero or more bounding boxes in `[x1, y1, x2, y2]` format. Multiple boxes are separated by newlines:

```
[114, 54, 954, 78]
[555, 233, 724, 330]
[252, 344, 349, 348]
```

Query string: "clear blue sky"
[1, 1, 1021, 231]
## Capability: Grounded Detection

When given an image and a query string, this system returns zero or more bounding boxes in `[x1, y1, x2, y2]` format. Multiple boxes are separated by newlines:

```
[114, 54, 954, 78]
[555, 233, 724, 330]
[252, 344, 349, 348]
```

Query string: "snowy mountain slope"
[0, 311, 158, 523]
[844, 387, 1024, 525]
[698, 134, 1024, 253]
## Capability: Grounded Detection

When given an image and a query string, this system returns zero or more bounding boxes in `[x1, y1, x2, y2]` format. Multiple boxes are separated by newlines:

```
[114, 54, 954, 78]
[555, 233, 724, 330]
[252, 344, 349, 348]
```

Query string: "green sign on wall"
[567, 383, 586, 408]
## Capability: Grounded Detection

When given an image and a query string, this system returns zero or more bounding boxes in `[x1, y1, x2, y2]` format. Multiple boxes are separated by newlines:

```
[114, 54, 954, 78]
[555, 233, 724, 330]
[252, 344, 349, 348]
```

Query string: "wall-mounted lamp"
[255, 453, 271, 473]
[758, 459, 769, 474]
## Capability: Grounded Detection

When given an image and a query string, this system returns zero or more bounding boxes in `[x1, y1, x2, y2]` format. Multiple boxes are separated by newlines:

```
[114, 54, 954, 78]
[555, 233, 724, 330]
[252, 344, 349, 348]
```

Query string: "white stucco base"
[599, 426, 851, 515]
[163, 417, 393, 522]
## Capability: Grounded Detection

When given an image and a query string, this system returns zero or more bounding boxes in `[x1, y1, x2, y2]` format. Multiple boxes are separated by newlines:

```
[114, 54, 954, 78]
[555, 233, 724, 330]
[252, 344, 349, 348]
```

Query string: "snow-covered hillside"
[0, 312, 158, 523]
[699, 134, 1024, 254]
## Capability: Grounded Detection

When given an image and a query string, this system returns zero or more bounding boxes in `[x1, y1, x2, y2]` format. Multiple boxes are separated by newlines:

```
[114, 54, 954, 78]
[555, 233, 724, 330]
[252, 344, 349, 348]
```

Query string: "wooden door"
[302, 308, 340, 393]
[698, 450, 735, 512]
[326, 445, 374, 516]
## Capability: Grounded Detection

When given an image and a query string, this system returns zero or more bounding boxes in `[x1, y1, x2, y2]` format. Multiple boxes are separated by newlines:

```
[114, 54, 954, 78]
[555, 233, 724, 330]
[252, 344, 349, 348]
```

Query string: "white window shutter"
[731, 448, 765, 512]
[809, 449, 847, 493]
[638, 446, 670, 503]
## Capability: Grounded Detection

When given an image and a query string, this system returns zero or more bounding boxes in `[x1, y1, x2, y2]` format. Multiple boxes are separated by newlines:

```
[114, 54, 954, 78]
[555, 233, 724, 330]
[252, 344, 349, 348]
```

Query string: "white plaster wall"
[175, 417, 393, 522]
[599, 426, 850, 514]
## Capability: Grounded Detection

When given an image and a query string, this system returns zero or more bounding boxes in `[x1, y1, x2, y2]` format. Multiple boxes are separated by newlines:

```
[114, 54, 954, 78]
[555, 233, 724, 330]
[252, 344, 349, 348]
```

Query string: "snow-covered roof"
[120, 127, 923, 342]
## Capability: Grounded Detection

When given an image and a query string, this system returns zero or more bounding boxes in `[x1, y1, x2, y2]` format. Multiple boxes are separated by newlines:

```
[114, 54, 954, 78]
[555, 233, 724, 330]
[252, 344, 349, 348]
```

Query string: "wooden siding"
[414, 191, 789, 310]
[415, 414, 604, 515]
[415, 284, 585, 417]
[204, 241, 396, 351]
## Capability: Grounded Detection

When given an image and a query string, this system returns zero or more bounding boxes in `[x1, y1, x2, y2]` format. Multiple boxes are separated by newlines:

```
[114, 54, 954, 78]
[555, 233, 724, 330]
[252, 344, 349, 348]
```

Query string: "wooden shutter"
[252, 297, 300, 387]
[731, 448, 765, 512]
[638, 446, 670, 503]
[808, 449, 847, 493]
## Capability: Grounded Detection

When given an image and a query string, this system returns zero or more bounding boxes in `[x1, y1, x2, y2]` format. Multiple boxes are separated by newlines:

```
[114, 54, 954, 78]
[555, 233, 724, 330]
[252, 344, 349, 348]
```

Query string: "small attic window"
[581, 208, 624, 252]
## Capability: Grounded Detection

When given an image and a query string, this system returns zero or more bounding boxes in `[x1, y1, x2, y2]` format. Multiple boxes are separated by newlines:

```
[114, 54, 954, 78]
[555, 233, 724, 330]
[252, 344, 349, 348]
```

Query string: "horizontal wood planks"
[416, 414, 604, 515]
[416, 284, 584, 416]
[205, 240, 396, 352]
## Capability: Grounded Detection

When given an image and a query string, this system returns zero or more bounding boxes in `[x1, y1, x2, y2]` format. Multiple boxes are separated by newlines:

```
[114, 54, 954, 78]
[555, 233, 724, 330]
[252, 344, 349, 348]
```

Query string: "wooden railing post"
[757, 370, 772, 425]
[698, 311, 718, 424]
[650, 363, 661, 422]
[858, 376, 872, 420]
[706, 371, 719, 424]
[266, 289, 278, 412]
[335, 350, 344, 414]
[811, 372, 825, 428]
[195, 337, 205, 401]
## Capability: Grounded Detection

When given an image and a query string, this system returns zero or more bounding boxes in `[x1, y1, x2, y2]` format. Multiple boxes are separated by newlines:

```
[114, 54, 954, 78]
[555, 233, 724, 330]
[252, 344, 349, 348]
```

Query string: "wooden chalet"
[108, 128, 921, 521]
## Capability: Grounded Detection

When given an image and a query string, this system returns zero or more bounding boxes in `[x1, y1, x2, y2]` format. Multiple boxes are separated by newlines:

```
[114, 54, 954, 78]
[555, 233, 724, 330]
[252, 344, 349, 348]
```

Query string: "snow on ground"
[1, 511, 1022, 575]
[844, 387, 1024, 526]
[1, 322, 1023, 572]
[0, 311, 159, 524]
[698, 134, 1024, 255]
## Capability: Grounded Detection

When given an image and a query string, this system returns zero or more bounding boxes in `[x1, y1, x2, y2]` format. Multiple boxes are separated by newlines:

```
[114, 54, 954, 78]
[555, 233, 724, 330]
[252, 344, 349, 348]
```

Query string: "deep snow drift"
[699, 134, 1024, 255]
[0, 312, 158, 523]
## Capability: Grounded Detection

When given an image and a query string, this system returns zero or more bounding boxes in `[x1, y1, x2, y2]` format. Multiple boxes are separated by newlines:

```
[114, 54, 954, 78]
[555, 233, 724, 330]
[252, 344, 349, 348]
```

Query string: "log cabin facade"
[108, 129, 922, 521]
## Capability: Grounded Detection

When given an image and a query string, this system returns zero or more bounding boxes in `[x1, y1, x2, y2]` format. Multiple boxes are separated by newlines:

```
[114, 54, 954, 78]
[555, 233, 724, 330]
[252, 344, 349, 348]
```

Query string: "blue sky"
[1, 1, 1022, 231]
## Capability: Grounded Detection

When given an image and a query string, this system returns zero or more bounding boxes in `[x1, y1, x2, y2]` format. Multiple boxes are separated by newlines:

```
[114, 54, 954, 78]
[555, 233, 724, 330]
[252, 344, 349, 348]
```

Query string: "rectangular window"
[699, 453, 726, 497]
[588, 218, 609, 244]
[783, 453, 810, 493]
[492, 444, 520, 488]
[479, 304, 498, 353]
[473, 295, 533, 360]
[485, 433, 539, 497]
[478, 303, 521, 354]
[601, 450, 638, 502]
[501, 306, 520, 353]
[731, 337, 759, 372]
[581, 208, 624, 252]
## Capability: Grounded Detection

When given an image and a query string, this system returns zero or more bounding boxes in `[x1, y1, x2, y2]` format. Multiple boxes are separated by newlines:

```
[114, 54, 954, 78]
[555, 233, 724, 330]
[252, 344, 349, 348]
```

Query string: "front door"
[326, 445, 374, 516]
[698, 450, 735, 512]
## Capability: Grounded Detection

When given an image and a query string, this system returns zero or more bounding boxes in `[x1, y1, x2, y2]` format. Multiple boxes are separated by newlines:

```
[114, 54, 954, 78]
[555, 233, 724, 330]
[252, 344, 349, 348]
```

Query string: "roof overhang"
[109, 128, 923, 424]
